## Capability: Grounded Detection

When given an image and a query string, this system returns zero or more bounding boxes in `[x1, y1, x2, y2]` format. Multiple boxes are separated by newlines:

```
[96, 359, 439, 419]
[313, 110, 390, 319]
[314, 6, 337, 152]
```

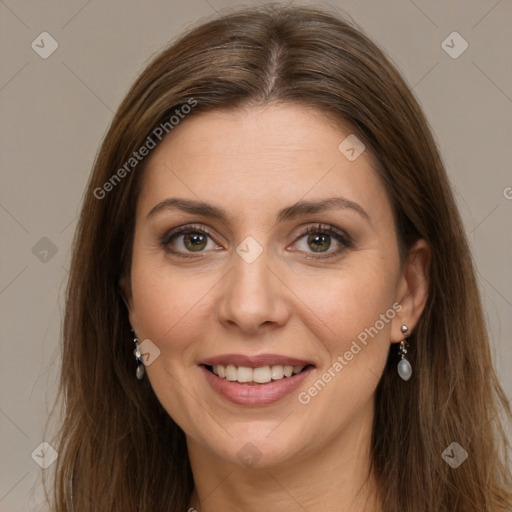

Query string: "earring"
[132, 331, 145, 380]
[397, 325, 412, 381]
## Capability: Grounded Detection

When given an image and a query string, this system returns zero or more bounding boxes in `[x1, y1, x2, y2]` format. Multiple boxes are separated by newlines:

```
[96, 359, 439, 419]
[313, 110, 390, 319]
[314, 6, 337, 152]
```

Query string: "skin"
[122, 104, 430, 511]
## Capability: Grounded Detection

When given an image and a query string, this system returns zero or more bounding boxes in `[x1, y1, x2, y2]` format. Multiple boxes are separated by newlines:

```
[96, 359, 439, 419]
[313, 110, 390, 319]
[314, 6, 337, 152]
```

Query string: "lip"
[200, 364, 315, 406]
[200, 353, 314, 368]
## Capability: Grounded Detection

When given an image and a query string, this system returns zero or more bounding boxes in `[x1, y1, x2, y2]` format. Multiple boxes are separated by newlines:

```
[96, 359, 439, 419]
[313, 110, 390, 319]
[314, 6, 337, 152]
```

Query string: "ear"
[119, 274, 138, 332]
[391, 238, 431, 343]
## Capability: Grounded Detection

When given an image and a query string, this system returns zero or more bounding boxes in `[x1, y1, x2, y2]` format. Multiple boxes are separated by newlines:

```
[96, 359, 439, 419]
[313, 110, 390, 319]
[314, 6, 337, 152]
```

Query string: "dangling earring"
[397, 325, 412, 381]
[132, 330, 145, 380]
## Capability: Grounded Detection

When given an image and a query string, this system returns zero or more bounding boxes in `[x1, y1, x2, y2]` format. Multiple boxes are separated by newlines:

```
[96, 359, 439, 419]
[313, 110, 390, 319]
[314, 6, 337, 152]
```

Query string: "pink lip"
[200, 364, 315, 406]
[200, 353, 314, 368]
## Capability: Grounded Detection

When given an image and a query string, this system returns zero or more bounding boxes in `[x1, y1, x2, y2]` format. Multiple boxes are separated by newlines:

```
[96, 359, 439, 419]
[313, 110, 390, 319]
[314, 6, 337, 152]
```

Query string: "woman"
[44, 5, 512, 511]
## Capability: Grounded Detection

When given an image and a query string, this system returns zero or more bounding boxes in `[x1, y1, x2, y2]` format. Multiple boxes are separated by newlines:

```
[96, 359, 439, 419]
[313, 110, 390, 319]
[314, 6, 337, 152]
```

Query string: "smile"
[199, 353, 316, 405]
[206, 363, 310, 384]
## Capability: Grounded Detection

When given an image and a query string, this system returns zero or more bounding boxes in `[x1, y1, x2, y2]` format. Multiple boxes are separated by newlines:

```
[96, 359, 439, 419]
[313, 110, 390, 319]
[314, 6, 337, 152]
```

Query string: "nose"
[216, 245, 291, 335]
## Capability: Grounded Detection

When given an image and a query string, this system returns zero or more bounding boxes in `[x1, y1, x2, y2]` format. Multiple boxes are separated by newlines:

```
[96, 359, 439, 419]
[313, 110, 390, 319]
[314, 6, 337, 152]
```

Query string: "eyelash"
[160, 223, 353, 260]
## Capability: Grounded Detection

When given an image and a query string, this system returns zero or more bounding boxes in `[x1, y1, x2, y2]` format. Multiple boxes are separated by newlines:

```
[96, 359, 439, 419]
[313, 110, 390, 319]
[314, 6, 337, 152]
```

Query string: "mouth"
[199, 355, 316, 406]
[201, 363, 314, 385]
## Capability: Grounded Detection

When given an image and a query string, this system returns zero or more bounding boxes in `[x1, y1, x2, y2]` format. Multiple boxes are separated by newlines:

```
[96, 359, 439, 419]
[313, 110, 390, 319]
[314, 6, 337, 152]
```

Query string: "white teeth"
[253, 366, 272, 383]
[270, 365, 284, 380]
[210, 364, 307, 383]
[225, 364, 237, 381]
[237, 366, 253, 383]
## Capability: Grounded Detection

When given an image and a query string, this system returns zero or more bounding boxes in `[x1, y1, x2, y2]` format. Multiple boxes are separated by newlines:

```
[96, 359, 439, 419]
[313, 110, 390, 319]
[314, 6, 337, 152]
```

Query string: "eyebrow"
[146, 196, 370, 224]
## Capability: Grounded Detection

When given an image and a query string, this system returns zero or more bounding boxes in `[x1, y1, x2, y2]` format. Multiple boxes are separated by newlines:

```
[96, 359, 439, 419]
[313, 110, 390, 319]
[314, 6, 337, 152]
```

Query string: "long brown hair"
[43, 5, 512, 511]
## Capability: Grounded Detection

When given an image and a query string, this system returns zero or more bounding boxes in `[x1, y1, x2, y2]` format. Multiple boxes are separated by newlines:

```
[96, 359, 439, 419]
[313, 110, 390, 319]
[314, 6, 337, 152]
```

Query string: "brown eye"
[293, 223, 352, 259]
[161, 224, 220, 257]
[306, 233, 332, 253]
[181, 232, 208, 252]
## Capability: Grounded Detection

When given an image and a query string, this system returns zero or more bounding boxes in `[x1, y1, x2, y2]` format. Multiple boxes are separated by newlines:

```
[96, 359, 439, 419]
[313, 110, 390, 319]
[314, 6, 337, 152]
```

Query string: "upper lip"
[200, 353, 315, 368]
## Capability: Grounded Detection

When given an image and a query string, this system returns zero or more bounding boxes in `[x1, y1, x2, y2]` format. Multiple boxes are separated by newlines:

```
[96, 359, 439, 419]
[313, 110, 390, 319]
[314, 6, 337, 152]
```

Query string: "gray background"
[1, 1, 511, 510]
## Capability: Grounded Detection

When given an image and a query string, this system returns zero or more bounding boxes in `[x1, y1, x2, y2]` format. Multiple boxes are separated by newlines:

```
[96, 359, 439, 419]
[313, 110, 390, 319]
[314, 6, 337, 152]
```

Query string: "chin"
[209, 428, 309, 469]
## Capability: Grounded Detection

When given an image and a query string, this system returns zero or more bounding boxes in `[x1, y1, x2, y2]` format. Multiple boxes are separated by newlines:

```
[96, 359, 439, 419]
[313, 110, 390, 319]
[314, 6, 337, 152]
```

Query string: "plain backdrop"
[0, 1, 511, 510]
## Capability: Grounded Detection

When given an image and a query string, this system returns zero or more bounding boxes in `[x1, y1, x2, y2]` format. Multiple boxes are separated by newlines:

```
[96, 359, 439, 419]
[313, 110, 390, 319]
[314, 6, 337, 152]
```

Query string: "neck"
[186, 400, 381, 512]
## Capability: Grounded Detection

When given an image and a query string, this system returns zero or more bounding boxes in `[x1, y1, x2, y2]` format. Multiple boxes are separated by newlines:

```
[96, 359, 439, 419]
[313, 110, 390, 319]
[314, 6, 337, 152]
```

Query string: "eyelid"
[160, 223, 221, 248]
[294, 223, 352, 246]
[290, 223, 353, 259]
[160, 222, 352, 258]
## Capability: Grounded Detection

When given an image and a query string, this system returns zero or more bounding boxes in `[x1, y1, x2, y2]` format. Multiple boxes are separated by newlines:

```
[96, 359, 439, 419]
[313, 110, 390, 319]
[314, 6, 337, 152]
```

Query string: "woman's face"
[124, 104, 416, 468]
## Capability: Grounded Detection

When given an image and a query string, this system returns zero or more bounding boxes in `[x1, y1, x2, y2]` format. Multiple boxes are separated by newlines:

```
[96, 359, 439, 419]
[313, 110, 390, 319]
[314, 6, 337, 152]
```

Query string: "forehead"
[137, 104, 390, 224]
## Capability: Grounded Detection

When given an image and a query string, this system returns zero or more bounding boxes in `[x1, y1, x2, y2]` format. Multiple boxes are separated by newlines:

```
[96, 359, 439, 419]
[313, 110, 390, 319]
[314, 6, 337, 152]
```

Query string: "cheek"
[310, 261, 398, 353]
[129, 249, 218, 354]
[130, 264, 173, 341]
[293, 267, 396, 430]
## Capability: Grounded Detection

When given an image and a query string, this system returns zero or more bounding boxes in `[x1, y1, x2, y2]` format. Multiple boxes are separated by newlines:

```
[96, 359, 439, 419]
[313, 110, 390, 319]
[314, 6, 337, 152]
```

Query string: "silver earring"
[397, 325, 412, 381]
[132, 331, 145, 380]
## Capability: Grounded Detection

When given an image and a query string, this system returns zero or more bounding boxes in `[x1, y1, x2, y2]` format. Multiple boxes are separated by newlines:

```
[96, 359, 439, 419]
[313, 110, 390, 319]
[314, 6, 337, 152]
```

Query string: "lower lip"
[200, 365, 314, 406]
